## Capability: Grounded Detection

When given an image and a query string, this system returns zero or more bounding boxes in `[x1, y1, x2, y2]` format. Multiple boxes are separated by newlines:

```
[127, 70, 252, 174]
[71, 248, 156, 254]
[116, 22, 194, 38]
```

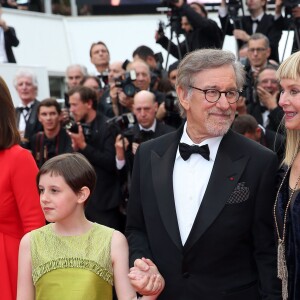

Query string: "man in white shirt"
[14, 68, 42, 148]
[0, 4, 19, 63]
[126, 49, 281, 299]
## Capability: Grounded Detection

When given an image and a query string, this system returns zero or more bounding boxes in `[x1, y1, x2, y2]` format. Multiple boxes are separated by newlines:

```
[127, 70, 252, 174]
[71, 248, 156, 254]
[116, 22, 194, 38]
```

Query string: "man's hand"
[0, 18, 8, 31]
[156, 102, 167, 120]
[132, 142, 140, 155]
[115, 134, 129, 160]
[292, 6, 300, 18]
[256, 87, 279, 110]
[233, 29, 250, 42]
[119, 91, 134, 110]
[67, 123, 87, 151]
[128, 258, 165, 297]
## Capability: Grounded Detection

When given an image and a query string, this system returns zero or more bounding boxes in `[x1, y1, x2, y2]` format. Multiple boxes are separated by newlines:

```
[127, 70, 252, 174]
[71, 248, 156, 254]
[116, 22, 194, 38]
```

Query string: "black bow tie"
[260, 105, 268, 113]
[179, 142, 210, 161]
[251, 19, 259, 24]
[139, 129, 154, 142]
[18, 106, 30, 113]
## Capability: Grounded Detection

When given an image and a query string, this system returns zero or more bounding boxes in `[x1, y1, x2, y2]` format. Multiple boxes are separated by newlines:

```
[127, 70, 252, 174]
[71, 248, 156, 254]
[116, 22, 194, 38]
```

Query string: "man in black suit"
[14, 68, 42, 148]
[29, 98, 72, 168]
[0, 4, 19, 63]
[115, 90, 175, 172]
[232, 114, 285, 163]
[126, 49, 281, 299]
[247, 64, 283, 133]
[68, 86, 122, 231]
[219, 0, 283, 62]
[155, 0, 223, 60]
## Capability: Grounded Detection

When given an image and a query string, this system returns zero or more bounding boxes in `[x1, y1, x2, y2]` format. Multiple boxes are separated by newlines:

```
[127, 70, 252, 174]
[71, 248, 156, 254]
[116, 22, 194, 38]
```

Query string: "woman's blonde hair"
[277, 51, 300, 166]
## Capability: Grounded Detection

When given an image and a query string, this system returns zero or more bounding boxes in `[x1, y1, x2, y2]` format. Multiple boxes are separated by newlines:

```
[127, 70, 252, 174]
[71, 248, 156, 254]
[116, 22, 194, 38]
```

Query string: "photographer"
[156, 60, 183, 129]
[67, 86, 123, 231]
[115, 90, 175, 174]
[155, 0, 223, 59]
[275, 0, 300, 55]
[219, 0, 283, 62]
[29, 98, 72, 168]
[111, 60, 165, 117]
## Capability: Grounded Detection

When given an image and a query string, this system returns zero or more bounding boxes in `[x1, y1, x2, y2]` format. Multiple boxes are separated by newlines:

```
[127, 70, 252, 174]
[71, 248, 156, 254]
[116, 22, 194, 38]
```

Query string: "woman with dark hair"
[0, 76, 45, 300]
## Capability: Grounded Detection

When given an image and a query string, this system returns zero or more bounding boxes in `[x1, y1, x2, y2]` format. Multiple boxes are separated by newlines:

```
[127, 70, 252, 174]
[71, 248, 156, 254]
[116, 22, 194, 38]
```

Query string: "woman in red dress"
[0, 76, 45, 300]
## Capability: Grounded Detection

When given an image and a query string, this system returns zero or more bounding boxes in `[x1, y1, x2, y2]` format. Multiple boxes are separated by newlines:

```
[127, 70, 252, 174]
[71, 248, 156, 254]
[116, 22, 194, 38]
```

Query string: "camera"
[106, 112, 136, 134]
[226, 0, 244, 27]
[65, 120, 92, 140]
[165, 90, 179, 112]
[115, 70, 139, 97]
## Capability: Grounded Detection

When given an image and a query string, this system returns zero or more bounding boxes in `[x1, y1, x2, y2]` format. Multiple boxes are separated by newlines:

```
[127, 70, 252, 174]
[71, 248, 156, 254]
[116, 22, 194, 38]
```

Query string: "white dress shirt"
[17, 101, 34, 134]
[173, 122, 223, 245]
[0, 27, 8, 63]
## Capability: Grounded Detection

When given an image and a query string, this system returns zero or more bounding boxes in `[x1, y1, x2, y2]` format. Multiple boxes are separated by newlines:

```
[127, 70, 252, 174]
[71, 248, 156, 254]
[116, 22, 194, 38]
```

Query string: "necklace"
[273, 159, 300, 300]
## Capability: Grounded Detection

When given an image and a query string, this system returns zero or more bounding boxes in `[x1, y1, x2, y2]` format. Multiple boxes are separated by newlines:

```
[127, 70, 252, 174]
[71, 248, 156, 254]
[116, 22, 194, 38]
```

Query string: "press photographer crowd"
[3, 0, 300, 298]
[4, 0, 300, 230]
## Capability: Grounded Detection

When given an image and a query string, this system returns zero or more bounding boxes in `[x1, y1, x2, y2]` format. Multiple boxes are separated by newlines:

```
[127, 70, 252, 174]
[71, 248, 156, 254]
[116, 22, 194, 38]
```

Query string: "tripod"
[222, 0, 245, 60]
[159, 10, 188, 70]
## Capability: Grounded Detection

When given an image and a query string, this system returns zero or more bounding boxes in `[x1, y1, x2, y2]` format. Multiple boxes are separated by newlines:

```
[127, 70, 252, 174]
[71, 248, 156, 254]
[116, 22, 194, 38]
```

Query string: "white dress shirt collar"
[176, 121, 223, 162]
[138, 119, 157, 132]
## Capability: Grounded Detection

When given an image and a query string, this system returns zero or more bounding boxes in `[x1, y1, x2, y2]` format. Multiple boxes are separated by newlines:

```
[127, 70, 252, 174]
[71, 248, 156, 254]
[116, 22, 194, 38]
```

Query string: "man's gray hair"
[13, 68, 38, 88]
[248, 33, 270, 49]
[66, 64, 88, 77]
[175, 49, 245, 116]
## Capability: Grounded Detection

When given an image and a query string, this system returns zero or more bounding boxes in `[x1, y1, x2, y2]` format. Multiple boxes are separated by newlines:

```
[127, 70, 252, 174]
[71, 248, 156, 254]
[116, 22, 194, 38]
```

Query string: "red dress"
[0, 145, 45, 300]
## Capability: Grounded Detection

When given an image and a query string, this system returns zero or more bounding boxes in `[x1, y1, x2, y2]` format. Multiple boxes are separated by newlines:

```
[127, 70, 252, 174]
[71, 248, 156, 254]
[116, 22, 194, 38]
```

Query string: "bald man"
[115, 90, 175, 171]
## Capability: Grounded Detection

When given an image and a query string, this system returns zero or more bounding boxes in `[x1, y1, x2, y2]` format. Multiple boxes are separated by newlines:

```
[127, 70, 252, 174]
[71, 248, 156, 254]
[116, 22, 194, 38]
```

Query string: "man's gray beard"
[205, 118, 233, 137]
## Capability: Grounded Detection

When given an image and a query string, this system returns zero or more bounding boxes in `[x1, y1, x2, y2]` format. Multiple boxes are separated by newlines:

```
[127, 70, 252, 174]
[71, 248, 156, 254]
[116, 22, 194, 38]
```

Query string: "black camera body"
[115, 70, 139, 97]
[106, 112, 136, 134]
[165, 90, 179, 113]
[65, 121, 92, 139]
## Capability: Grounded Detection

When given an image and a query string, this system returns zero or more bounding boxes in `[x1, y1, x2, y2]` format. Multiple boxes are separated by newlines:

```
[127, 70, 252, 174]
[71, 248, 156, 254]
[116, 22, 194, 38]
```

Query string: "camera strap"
[35, 131, 60, 167]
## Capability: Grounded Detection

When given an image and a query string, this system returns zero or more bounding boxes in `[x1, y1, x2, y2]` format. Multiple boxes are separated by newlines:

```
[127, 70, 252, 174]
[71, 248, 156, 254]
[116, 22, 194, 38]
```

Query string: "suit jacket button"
[182, 272, 190, 278]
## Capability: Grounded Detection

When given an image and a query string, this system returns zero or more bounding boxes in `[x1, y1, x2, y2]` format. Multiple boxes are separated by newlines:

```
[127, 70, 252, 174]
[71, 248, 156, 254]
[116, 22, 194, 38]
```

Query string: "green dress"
[30, 223, 114, 300]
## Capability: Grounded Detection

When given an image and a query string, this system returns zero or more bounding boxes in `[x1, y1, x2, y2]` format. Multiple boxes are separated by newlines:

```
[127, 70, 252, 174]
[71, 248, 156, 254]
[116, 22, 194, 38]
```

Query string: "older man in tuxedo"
[14, 68, 42, 148]
[126, 49, 281, 299]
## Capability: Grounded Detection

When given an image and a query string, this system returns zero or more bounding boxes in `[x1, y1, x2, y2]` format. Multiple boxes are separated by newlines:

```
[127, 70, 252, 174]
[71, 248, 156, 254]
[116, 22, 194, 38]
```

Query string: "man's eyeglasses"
[189, 86, 241, 104]
[248, 48, 267, 53]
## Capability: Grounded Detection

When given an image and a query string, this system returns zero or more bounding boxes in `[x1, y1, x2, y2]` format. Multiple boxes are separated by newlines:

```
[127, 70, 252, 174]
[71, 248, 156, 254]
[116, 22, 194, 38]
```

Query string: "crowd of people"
[2, 0, 300, 299]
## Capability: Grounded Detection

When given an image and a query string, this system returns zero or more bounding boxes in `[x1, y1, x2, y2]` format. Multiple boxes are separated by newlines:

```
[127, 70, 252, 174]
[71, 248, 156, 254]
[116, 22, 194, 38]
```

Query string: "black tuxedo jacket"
[219, 13, 283, 62]
[15, 99, 43, 147]
[126, 127, 281, 300]
[247, 102, 284, 133]
[82, 113, 121, 227]
[29, 127, 73, 168]
[4, 26, 19, 63]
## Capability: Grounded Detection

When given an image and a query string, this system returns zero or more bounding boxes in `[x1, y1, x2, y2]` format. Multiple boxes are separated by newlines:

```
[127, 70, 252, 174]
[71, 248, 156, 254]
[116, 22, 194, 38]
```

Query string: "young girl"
[17, 153, 164, 300]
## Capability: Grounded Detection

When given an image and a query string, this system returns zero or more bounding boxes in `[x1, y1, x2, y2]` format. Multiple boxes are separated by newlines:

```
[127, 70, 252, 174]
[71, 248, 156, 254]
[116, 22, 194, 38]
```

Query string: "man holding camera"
[219, 0, 283, 62]
[155, 0, 223, 59]
[111, 60, 165, 117]
[29, 98, 72, 168]
[115, 90, 175, 172]
[67, 85, 123, 231]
